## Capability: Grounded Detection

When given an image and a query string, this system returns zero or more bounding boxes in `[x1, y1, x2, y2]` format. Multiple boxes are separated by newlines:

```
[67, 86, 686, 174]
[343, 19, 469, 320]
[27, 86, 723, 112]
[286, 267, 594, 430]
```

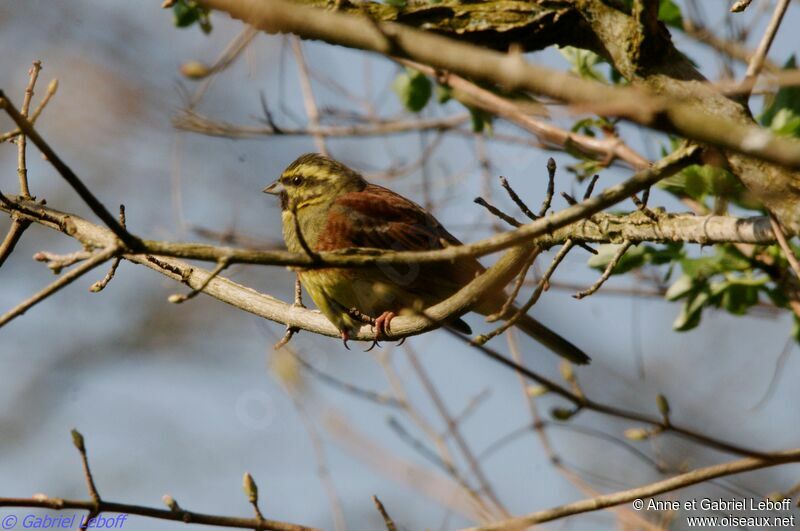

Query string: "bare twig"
[0, 79, 59, 143]
[504, 333, 663, 531]
[0, 92, 140, 248]
[541, 158, 556, 217]
[186, 26, 258, 107]
[168, 256, 230, 303]
[475, 241, 574, 344]
[173, 109, 469, 138]
[242, 472, 266, 522]
[90, 205, 126, 292]
[71, 429, 100, 503]
[0, 246, 117, 328]
[291, 37, 328, 155]
[740, 0, 791, 100]
[769, 212, 800, 279]
[456, 334, 778, 459]
[574, 240, 634, 299]
[16, 60, 42, 198]
[34, 250, 92, 274]
[731, 0, 753, 13]
[469, 447, 800, 530]
[398, 59, 650, 171]
[372, 496, 397, 531]
[499, 177, 537, 221]
[274, 275, 304, 349]
[0, 217, 31, 268]
[489, 247, 542, 322]
[406, 345, 510, 518]
[473, 197, 522, 228]
[295, 354, 402, 407]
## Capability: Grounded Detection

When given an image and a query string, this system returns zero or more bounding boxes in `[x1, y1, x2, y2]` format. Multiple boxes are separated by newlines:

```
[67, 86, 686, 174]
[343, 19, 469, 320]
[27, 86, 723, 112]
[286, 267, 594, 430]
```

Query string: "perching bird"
[264, 153, 589, 364]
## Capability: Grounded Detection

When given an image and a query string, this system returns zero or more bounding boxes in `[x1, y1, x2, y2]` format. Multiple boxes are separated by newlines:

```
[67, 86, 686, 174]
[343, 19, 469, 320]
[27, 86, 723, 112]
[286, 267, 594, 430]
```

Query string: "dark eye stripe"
[282, 174, 321, 186]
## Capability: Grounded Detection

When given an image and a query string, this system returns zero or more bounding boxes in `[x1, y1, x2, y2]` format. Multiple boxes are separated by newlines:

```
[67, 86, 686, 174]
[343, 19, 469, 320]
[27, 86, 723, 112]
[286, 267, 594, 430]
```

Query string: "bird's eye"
[292, 176, 303, 186]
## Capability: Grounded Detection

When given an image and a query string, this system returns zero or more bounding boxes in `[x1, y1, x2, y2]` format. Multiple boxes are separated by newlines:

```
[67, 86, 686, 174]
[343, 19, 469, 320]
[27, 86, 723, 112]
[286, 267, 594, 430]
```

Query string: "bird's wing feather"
[316, 184, 462, 252]
[316, 184, 484, 300]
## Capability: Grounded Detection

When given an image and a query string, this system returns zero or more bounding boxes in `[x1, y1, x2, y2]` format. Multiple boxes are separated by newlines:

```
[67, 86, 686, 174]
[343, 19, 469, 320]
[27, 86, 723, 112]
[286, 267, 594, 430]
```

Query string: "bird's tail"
[502, 309, 591, 365]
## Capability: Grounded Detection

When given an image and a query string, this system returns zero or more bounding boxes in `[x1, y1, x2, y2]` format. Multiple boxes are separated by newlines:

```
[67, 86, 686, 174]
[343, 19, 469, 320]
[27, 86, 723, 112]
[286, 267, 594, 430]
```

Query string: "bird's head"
[264, 153, 367, 212]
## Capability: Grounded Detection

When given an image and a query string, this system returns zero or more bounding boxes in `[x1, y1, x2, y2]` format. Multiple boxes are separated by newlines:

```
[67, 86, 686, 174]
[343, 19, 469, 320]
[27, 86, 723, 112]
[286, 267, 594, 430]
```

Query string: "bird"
[264, 153, 590, 364]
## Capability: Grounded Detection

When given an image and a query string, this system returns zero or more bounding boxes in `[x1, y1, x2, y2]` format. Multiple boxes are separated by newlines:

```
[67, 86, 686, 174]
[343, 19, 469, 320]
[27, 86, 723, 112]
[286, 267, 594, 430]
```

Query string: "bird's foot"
[366, 311, 395, 352]
[340, 329, 351, 350]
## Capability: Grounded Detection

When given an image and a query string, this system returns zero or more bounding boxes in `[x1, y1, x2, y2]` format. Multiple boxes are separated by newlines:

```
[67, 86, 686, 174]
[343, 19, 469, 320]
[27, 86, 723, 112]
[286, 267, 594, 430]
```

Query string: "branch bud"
[70, 428, 85, 453]
[243, 472, 258, 504]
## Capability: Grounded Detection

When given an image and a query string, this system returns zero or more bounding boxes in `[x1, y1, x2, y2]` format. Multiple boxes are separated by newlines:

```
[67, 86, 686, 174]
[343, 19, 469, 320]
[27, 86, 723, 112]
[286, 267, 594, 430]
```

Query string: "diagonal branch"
[194, 0, 800, 172]
[468, 447, 800, 530]
[0, 92, 140, 249]
[0, 245, 117, 328]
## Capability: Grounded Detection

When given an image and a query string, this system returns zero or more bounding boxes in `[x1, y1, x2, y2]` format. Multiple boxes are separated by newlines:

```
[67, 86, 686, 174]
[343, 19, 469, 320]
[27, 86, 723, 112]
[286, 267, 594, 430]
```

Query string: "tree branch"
[468, 447, 800, 530]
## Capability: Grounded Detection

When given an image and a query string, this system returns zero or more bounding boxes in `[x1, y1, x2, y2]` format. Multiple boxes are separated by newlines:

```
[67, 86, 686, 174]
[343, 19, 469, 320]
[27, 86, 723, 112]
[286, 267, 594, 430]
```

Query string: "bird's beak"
[263, 180, 285, 195]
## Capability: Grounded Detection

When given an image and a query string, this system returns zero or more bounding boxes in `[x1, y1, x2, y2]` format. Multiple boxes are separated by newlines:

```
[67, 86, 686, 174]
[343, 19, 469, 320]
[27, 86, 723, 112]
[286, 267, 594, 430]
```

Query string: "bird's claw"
[340, 329, 351, 350]
[365, 311, 395, 352]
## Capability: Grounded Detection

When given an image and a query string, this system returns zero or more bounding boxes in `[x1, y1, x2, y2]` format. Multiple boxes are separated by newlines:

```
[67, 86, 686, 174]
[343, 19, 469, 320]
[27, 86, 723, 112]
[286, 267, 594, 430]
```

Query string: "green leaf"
[658, 0, 683, 28]
[720, 280, 763, 315]
[769, 108, 800, 137]
[665, 274, 694, 301]
[172, 0, 212, 33]
[435, 85, 452, 104]
[550, 407, 577, 421]
[673, 289, 709, 331]
[392, 68, 432, 113]
[761, 56, 800, 131]
[469, 107, 493, 133]
[559, 46, 607, 83]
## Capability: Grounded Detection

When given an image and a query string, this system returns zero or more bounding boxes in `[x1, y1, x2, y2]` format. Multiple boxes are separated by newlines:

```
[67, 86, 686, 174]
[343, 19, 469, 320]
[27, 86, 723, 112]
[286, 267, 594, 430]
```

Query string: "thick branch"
[5, 147, 699, 270]
[195, 0, 800, 232]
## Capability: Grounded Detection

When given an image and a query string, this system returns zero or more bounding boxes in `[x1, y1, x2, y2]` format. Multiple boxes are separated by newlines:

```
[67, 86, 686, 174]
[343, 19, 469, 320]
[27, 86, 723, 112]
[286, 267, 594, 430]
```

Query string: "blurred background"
[1, 1, 799, 529]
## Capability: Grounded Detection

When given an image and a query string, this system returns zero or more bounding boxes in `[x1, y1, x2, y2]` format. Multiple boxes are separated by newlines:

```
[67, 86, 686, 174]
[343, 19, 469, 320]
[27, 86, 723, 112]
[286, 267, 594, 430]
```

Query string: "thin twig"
[487, 247, 542, 322]
[540, 158, 556, 217]
[372, 496, 397, 531]
[740, 0, 791, 100]
[469, 447, 800, 530]
[34, 250, 92, 274]
[274, 275, 304, 349]
[574, 240, 634, 300]
[397, 59, 651, 171]
[473, 197, 522, 228]
[242, 472, 266, 523]
[406, 345, 510, 518]
[187, 26, 258, 107]
[0, 79, 59, 143]
[474, 241, 574, 345]
[730, 0, 753, 13]
[0, 246, 117, 328]
[294, 354, 402, 408]
[168, 256, 230, 303]
[454, 333, 779, 459]
[504, 332, 663, 531]
[90, 205, 126, 292]
[499, 176, 537, 221]
[71, 429, 101, 503]
[0, 92, 140, 248]
[0, 217, 31, 268]
[291, 37, 328, 155]
[17, 60, 42, 198]
[768, 212, 800, 279]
